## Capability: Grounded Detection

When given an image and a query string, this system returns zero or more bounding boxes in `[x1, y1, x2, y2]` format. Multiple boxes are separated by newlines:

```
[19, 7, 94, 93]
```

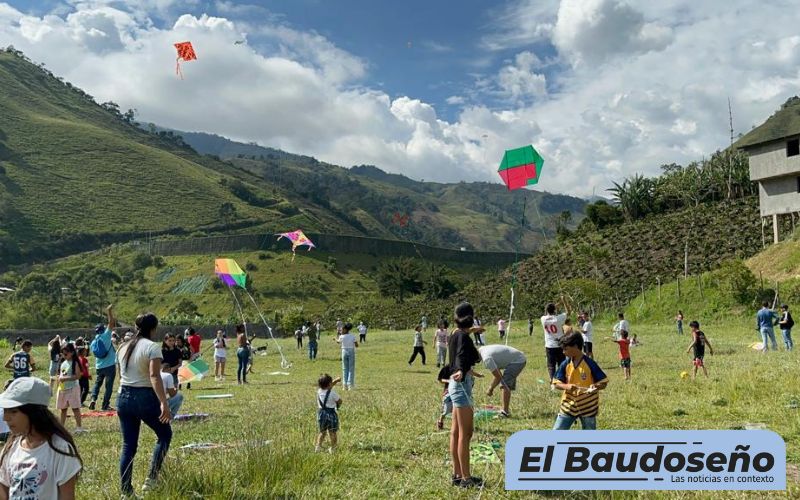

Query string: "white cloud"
[1, 1, 800, 198]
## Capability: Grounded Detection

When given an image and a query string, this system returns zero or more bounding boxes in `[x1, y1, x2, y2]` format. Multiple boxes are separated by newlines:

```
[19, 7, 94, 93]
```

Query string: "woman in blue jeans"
[116, 313, 172, 496]
[235, 324, 249, 384]
[334, 323, 358, 390]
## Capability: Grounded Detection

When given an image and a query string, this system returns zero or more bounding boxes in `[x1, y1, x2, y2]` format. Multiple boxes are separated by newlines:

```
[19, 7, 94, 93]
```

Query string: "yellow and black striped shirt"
[553, 356, 608, 417]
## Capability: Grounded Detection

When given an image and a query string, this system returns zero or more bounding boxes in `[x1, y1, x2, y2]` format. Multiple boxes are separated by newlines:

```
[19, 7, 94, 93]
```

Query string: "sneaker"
[101, 406, 115, 412]
[498, 411, 510, 418]
[451, 474, 462, 486]
[88, 400, 96, 410]
[458, 476, 484, 488]
[74, 427, 88, 434]
[436, 419, 444, 430]
[142, 478, 157, 492]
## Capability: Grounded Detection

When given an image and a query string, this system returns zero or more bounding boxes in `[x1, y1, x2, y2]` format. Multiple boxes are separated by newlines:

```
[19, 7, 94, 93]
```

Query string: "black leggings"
[408, 346, 426, 365]
[296, 338, 303, 349]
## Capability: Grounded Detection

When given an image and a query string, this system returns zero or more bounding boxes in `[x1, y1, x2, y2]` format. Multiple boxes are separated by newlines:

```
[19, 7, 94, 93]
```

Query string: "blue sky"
[2, 0, 799, 195]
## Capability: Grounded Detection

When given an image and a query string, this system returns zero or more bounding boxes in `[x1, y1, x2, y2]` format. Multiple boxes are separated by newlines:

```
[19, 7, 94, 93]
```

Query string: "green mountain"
[0, 48, 586, 268]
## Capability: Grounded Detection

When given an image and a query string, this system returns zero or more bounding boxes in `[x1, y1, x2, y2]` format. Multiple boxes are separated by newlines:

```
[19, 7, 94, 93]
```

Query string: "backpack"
[785, 312, 795, 329]
[91, 335, 110, 358]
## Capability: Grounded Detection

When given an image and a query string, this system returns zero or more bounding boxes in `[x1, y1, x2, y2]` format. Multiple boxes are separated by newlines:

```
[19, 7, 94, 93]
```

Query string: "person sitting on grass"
[0, 377, 82, 499]
[159, 366, 184, 418]
[315, 374, 341, 453]
[685, 321, 713, 380]
[552, 332, 608, 430]
[5, 340, 35, 379]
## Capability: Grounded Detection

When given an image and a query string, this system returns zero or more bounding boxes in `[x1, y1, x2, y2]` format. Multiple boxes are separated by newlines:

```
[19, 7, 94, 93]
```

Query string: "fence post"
[677, 277, 681, 300]
[657, 277, 661, 301]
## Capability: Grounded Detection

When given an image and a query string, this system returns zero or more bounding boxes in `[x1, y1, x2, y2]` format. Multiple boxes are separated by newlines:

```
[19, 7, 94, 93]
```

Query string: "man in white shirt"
[541, 302, 568, 381]
[613, 313, 630, 340]
[479, 345, 527, 417]
[580, 311, 594, 358]
[160, 367, 184, 418]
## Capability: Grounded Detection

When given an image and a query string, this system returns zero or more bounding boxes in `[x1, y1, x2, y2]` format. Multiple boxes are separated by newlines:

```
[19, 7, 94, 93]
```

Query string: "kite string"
[228, 287, 248, 338]
[505, 195, 527, 346]
[244, 289, 290, 368]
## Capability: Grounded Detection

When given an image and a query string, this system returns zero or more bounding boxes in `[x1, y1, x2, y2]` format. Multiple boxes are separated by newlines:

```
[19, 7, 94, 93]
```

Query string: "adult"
[675, 310, 684, 335]
[541, 302, 568, 382]
[117, 313, 172, 495]
[497, 318, 506, 340]
[478, 344, 526, 418]
[580, 311, 594, 358]
[612, 313, 630, 340]
[756, 302, 778, 352]
[447, 302, 483, 488]
[357, 321, 368, 343]
[89, 305, 117, 411]
[334, 323, 358, 390]
[778, 304, 794, 351]
[235, 324, 249, 385]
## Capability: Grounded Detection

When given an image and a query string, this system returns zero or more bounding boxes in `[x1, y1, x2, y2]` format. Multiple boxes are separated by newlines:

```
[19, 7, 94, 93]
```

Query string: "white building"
[736, 96, 800, 243]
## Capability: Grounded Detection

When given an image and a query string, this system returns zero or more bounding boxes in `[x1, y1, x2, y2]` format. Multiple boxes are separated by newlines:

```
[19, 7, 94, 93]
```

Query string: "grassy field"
[15, 320, 799, 499]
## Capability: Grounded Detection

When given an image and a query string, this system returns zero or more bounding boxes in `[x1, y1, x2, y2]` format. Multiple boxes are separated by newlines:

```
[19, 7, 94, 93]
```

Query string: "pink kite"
[276, 230, 315, 261]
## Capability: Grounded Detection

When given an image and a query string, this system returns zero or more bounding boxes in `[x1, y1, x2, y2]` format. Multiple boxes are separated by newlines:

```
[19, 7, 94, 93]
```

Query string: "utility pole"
[727, 97, 734, 200]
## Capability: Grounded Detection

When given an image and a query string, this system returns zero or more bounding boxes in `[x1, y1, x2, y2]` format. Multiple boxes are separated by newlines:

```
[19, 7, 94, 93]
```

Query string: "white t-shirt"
[358, 324, 367, 335]
[613, 320, 630, 338]
[118, 338, 162, 388]
[317, 388, 340, 409]
[541, 313, 567, 348]
[338, 333, 357, 349]
[0, 435, 82, 500]
[160, 371, 176, 394]
[479, 345, 526, 371]
[434, 329, 449, 348]
[214, 337, 227, 358]
[413, 330, 424, 347]
[497, 319, 506, 331]
[582, 321, 594, 343]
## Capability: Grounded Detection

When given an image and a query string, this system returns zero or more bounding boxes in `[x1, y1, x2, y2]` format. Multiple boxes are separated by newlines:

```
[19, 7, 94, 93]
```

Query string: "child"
[315, 374, 342, 453]
[160, 366, 184, 418]
[213, 330, 227, 381]
[686, 321, 713, 379]
[161, 333, 181, 386]
[552, 332, 608, 430]
[408, 325, 427, 366]
[176, 336, 192, 390]
[607, 331, 632, 380]
[0, 377, 82, 497]
[77, 348, 91, 406]
[47, 336, 62, 396]
[434, 320, 450, 368]
[563, 318, 574, 335]
[308, 328, 318, 361]
[580, 312, 594, 358]
[5, 340, 35, 379]
[357, 322, 368, 343]
[435, 366, 453, 430]
[57, 344, 85, 434]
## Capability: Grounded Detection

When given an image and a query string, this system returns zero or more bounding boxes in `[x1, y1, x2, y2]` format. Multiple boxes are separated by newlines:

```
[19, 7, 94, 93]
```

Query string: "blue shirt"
[94, 327, 117, 369]
[756, 309, 776, 330]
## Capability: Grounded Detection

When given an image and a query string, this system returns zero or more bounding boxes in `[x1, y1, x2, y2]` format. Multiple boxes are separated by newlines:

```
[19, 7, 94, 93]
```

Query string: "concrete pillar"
[774, 214, 779, 244]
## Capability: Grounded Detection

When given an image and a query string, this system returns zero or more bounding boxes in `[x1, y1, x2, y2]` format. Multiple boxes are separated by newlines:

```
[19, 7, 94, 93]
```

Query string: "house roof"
[735, 96, 800, 150]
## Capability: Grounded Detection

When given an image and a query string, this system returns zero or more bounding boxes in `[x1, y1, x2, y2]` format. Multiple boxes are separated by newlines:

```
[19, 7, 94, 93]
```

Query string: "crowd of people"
[0, 298, 793, 496]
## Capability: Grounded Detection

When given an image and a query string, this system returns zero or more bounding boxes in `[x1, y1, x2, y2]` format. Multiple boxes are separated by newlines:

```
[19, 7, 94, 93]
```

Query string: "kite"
[234, 40, 245, 45]
[276, 230, 315, 261]
[178, 359, 210, 384]
[215, 258, 247, 288]
[498, 145, 544, 191]
[174, 41, 197, 79]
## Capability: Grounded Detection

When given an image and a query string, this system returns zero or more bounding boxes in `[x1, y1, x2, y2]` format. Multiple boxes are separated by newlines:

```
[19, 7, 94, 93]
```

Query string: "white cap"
[0, 377, 51, 408]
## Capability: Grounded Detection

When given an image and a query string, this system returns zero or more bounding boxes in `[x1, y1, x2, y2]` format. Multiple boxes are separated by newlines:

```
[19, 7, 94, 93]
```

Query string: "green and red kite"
[497, 145, 544, 190]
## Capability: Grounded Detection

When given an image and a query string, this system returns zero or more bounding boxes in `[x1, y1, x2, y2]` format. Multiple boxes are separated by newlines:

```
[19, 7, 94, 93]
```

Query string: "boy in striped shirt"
[552, 332, 608, 430]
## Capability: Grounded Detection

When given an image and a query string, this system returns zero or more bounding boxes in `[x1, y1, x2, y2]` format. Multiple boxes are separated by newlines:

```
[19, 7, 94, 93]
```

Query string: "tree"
[122, 108, 136, 123]
[218, 202, 237, 224]
[609, 174, 654, 220]
[584, 201, 623, 229]
[376, 258, 422, 302]
[422, 263, 458, 300]
[100, 101, 121, 116]
[555, 210, 573, 241]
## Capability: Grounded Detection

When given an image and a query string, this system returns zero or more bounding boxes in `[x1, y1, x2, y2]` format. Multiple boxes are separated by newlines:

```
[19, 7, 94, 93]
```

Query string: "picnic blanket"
[196, 394, 233, 399]
[82, 410, 117, 417]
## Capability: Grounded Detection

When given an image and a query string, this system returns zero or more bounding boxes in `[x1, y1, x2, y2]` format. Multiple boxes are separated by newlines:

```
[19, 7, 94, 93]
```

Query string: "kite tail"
[244, 290, 291, 369]
[176, 58, 184, 80]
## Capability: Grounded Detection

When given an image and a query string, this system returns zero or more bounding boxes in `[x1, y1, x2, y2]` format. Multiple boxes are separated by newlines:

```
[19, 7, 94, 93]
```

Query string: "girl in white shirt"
[213, 330, 227, 382]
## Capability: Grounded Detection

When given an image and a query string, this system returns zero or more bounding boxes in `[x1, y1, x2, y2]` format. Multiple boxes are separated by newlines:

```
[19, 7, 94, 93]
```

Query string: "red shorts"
[693, 357, 704, 367]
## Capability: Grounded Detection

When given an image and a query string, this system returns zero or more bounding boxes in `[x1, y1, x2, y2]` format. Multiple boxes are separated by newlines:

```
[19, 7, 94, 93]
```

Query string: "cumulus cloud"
[1, 0, 800, 197]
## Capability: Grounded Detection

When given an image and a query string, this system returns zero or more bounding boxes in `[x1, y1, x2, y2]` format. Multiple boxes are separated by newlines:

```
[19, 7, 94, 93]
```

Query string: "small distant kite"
[276, 230, 315, 261]
[234, 40, 245, 45]
[498, 145, 544, 190]
[391, 212, 409, 228]
[215, 258, 246, 288]
[174, 41, 197, 79]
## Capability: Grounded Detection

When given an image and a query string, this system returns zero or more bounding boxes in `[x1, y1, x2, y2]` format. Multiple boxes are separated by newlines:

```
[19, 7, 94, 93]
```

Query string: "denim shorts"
[49, 360, 59, 377]
[448, 374, 474, 408]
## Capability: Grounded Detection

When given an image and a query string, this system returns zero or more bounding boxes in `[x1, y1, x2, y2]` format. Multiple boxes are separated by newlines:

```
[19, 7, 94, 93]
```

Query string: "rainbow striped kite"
[215, 258, 246, 288]
[498, 145, 544, 190]
[276, 230, 315, 260]
[178, 358, 209, 384]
